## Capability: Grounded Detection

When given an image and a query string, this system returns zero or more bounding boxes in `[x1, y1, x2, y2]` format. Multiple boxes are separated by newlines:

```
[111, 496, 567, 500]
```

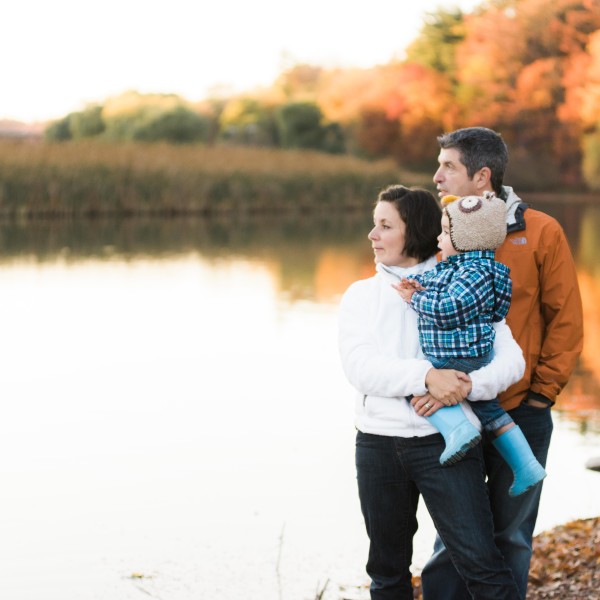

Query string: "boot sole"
[509, 466, 547, 497]
[441, 433, 482, 467]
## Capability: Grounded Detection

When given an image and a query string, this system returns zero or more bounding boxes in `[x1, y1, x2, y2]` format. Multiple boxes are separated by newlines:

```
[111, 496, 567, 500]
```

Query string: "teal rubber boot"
[492, 425, 547, 497]
[427, 405, 482, 466]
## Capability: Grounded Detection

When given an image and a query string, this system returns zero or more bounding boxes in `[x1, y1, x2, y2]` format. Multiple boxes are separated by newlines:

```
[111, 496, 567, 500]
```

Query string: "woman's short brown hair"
[376, 185, 441, 262]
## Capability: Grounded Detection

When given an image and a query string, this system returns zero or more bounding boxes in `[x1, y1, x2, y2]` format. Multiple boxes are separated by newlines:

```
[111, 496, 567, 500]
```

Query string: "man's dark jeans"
[420, 401, 553, 599]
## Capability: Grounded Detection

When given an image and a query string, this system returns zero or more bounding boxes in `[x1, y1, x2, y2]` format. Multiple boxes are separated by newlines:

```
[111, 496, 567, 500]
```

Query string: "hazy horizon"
[2, 0, 480, 123]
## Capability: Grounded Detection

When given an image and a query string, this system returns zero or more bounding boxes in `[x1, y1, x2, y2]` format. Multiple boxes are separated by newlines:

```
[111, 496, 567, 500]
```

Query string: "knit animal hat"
[441, 191, 507, 252]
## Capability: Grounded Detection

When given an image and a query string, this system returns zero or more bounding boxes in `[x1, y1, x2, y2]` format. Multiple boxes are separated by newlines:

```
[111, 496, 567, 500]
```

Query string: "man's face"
[433, 148, 481, 199]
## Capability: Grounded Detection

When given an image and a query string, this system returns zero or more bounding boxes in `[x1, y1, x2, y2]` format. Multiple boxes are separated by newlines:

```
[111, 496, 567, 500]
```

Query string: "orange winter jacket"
[494, 188, 583, 411]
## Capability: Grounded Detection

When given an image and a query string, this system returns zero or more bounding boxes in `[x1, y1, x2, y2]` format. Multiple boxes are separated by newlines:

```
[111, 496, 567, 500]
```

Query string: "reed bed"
[0, 139, 428, 218]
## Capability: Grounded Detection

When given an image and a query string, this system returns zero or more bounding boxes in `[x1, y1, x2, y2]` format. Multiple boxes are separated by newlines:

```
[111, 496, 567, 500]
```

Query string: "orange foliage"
[203, 0, 600, 184]
[313, 247, 374, 302]
[454, 0, 600, 136]
[318, 62, 452, 164]
[515, 59, 563, 111]
[413, 518, 600, 599]
[454, 8, 525, 124]
[558, 50, 593, 124]
[576, 269, 600, 383]
[527, 517, 600, 599]
[558, 12, 600, 130]
[273, 64, 324, 101]
[317, 68, 388, 124]
[356, 110, 399, 158]
[552, 262, 600, 420]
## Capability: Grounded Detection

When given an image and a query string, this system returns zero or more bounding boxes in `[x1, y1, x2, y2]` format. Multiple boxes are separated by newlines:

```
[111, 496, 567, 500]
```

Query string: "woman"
[338, 185, 523, 599]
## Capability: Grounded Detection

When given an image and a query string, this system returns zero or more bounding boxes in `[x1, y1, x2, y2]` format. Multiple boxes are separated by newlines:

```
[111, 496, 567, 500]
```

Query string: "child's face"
[438, 214, 459, 260]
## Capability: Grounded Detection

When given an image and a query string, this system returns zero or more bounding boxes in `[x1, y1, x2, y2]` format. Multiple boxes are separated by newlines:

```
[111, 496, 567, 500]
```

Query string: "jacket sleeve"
[410, 268, 491, 329]
[338, 282, 432, 398]
[532, 221, 583, 401]
[468, 319, 525, 401]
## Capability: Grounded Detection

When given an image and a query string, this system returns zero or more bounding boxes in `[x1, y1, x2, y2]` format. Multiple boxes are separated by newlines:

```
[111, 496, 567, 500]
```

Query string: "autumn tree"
[316, 62, 453, 166]
[579, 30, 600, 189]
[316, 68, 389, 154]
[219, 97, 279, 146]
[405, 8, 466, 86]
[451, 0, 600, 187]
[274, 64, 324, 100]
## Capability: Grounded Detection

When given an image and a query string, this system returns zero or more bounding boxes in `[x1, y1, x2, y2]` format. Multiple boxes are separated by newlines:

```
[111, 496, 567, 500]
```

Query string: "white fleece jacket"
[338, 258, 525, 437]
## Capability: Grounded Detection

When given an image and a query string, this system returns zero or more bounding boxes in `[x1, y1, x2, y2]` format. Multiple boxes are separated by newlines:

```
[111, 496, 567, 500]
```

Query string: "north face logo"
[511, 237, 527, 245]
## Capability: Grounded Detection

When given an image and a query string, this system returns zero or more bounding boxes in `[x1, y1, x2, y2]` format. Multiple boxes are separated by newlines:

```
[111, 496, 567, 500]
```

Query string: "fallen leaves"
[411, 516, 600, 600]
[527, 516, 600, 599]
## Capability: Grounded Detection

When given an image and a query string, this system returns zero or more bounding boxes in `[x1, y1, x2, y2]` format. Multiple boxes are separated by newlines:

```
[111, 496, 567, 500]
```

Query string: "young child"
[395, 192, 546, 496]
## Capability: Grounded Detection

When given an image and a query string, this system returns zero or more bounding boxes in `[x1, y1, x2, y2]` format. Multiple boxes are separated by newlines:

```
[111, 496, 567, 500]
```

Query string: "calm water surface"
[0, 205, 599, 600]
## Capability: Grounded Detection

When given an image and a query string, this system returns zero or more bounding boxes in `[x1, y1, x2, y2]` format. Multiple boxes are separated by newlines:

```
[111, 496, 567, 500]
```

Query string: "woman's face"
[368, 201, 418, 267]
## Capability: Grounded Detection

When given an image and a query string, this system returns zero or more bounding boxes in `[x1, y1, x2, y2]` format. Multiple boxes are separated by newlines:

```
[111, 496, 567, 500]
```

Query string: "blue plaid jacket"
[409, 251, 512, 359]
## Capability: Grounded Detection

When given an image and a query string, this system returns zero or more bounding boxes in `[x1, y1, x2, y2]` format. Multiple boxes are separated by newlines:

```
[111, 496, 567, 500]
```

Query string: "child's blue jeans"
[427, 352, 514, 433]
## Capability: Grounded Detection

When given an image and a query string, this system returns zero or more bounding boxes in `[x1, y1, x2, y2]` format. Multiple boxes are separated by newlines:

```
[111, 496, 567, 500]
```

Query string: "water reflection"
[0, 205, 599, 600]
[2, 205, 599, 432]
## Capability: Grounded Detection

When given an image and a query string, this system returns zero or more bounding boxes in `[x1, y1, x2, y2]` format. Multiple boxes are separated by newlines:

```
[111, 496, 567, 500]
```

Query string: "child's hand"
[403, 277, 425, 291]
[392, 280, 416, 302]
[391, 278, 425, 302]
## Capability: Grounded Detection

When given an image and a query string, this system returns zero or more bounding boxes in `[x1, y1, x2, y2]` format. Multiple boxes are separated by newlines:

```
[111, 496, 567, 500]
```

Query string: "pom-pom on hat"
[441, 191, 507, 252]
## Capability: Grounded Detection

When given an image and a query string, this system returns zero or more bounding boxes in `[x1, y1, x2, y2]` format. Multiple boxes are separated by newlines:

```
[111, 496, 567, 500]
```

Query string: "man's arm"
[532, 221, 583, 402]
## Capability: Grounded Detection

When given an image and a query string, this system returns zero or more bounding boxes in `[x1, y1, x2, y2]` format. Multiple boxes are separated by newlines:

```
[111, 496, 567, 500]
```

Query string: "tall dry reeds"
[0, 139, 430, 218]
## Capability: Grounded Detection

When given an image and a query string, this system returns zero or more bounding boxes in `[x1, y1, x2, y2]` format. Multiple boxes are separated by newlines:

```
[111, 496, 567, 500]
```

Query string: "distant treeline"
[0, 139, 424, 218]
[42, 0, 600, 191]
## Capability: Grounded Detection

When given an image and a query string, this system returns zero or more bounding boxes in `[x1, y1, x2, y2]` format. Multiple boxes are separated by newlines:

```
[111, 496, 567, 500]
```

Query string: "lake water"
[0, 204, 599, 600]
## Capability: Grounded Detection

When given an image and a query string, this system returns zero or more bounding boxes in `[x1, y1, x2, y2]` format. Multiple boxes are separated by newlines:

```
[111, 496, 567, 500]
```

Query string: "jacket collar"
[500, 185, 529, 233]
[377, 255, 438, 280]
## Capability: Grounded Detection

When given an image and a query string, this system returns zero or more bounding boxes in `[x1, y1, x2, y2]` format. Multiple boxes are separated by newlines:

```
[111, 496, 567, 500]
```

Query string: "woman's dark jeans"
[356, 431, 520, 600]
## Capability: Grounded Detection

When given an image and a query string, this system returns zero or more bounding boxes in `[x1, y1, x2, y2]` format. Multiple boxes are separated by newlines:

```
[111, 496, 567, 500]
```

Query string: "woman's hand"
[425, 368, 472, 405]
[411, 394, 445, 417]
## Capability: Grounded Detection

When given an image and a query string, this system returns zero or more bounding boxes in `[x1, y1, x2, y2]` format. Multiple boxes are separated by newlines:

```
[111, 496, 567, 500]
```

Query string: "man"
[421, 127, 583, 599]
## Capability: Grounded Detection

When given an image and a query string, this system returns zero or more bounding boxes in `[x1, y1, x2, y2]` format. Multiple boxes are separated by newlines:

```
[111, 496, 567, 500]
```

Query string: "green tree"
[69, 105, 105, 139]
[405, 8, 466, 84]
[101, 91, 209, 143]
[276, 101, 324, 150]
[45, 105, 106, 141]
[131, 106, 210, 143]
[44, 116, 72, 141]
[219, 98, 278, 145]
[321, 122, 346, 154]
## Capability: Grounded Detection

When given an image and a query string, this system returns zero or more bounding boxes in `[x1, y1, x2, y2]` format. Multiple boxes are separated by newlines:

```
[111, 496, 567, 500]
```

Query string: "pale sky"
[2, 0, 480, 123]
